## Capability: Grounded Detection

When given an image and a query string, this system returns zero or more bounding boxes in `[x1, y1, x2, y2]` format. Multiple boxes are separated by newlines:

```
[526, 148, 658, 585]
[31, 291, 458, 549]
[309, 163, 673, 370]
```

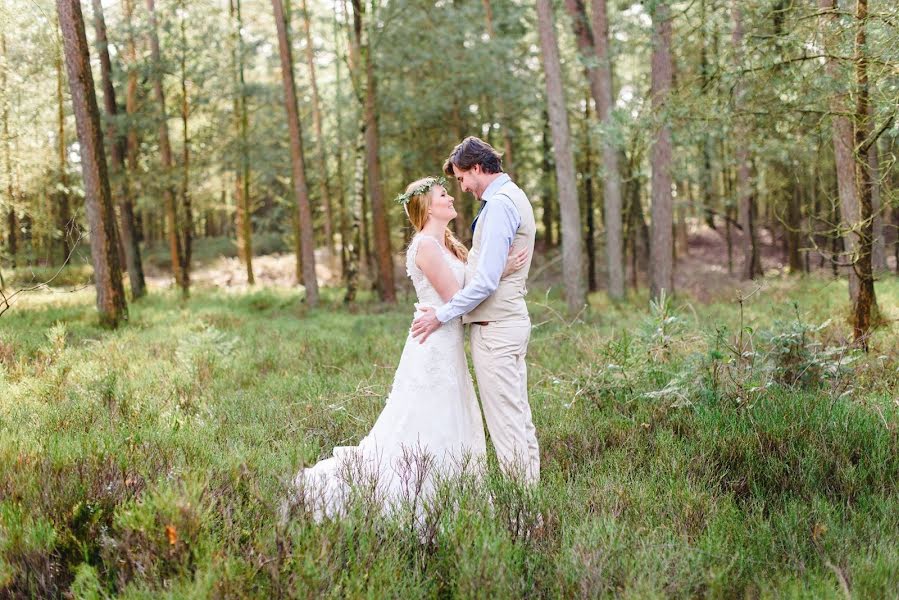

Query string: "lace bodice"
[405, 234, 465, 308]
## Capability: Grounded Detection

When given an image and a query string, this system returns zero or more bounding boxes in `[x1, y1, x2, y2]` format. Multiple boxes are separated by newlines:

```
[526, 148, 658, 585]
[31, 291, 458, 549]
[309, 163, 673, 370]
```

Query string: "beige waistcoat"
[462, 178, 536, 324]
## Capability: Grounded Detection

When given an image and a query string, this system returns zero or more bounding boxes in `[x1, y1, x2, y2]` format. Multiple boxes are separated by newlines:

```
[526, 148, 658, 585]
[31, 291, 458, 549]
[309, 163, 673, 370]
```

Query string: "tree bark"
[1, 29, 16, 271]
[649, 1, 674, 300]
[562, 0, 624, 300]
[583, 98, 597, 293]
[353, 0, 395, 303]
[272, 0, 319, 306]
[54, 24, 71, 262]
[231, 0, 254, 285]
[819, 0, 859, 301]
[333, 1, 349, 275]
[56, 0, 127, 326]
[482, 0, 515, 180]
[732, 2, 762, 280]
[344, 129, 364, 304]
[146, 0, 187, 295]
[123, 0, 142, 243]
[178, 1, 192, 283]
[536, 0, 585, 314]
[785, 184, 803, 273]
[300, 0, 335, 255]
[92, 0, 146, 299]
[868, 103, 886, 272]
[540, 108, 555, 247]
[852, 0, 876, 349]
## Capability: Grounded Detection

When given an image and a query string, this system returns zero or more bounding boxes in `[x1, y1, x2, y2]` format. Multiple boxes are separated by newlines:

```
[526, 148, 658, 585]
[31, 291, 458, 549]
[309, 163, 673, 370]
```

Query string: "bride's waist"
[412, 305, 461, 325]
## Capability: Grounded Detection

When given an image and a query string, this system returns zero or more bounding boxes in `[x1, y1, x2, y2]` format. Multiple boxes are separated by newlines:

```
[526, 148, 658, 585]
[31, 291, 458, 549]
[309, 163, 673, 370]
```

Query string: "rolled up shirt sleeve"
[435, 194, 521, 323]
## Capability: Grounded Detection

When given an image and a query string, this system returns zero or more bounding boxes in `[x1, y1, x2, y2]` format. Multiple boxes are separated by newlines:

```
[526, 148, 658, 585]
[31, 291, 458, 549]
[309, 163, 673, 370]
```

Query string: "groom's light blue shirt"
[436, 173, 521, 323]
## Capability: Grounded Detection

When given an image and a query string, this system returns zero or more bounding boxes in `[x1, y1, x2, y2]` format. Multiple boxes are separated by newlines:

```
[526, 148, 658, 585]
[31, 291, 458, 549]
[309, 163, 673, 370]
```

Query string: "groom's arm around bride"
[412, 136, 540, 484]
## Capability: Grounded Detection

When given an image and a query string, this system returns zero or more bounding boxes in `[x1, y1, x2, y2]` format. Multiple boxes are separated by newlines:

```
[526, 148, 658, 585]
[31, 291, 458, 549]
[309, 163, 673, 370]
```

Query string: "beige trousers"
[470, 320, 540, 483]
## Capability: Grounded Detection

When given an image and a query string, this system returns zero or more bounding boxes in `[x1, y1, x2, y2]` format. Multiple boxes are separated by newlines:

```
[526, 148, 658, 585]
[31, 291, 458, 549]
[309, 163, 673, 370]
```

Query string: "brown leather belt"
[471, 321, 490, 326]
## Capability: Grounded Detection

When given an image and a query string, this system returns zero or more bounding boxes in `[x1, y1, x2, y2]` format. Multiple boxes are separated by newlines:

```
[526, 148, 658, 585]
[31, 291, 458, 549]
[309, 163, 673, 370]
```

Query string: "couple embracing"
[289, 137, 539, 519]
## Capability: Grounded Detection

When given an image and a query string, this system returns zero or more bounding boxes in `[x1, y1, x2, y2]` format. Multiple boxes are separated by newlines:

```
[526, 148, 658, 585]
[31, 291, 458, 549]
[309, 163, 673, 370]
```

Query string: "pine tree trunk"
[333, 1, 349, 274]
[786, 184, 803, 273]
[819, 0, 860, 301]
[354, 0, 395, 303]
[56, 0, 127, 326]
[482, 0, 515, 179]
[676, 180, 689, 257]
[178, 3, 192, 285]
[272, 0, 319, 306]
[231, 0, 253, 285]
[300, 0, 335, 255]
[146, 0, 187, 295]
[649, 1, 674, 300]
[344, 129, 364, 304]
[698, 0, 717, 235]
[562, 0, 624, 300]
[868, 104, 886, 273]
[590, 0, 624, 299]
[54, 27, 71, 263]
[732, 2, 762, 280]
[536, 0, 585, 314]
[852, 0, 876, 349]
[123, 0, 142, 243]
[540, 108, 555, 248]
[1, 29, 16, 272]
[583, 100, 597, 293]
[92, 0, 145, 299]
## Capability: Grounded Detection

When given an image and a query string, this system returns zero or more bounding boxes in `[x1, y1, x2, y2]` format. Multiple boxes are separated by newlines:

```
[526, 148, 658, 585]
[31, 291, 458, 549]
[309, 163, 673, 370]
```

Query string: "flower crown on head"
[394, 176, 447, 206]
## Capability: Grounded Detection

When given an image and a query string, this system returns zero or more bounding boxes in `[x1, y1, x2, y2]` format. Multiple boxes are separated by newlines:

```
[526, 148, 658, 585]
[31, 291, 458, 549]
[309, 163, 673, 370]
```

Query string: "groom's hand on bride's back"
[411, 306, 441, 343]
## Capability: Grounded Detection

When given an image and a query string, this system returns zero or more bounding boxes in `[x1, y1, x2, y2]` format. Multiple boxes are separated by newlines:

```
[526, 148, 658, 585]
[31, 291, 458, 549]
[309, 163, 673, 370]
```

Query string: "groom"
[411, 136, 539, 484]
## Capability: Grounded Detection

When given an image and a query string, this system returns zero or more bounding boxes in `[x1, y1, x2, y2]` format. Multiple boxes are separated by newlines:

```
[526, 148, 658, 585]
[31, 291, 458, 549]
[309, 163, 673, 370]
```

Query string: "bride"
[286, 176, 527, 520]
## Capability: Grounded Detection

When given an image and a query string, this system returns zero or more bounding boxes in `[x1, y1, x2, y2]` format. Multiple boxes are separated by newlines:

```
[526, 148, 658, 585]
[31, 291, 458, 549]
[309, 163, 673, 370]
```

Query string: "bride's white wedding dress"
[292, 233, 486, 519]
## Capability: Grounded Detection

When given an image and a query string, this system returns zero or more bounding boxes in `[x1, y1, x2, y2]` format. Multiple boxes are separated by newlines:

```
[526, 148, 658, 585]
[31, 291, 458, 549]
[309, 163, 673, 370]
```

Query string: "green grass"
[1, 275, 898, 597]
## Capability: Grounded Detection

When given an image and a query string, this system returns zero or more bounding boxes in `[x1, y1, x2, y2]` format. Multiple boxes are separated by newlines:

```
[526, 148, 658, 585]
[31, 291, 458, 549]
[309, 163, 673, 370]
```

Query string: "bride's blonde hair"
[403, 177, 468, 262]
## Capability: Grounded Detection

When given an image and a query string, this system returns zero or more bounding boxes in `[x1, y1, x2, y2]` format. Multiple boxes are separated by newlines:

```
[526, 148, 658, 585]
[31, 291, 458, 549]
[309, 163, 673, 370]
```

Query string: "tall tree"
[819, 0, 859, 302]
[272, 0, 319, 306]
[122, 0, 142, 245]
[56, 0, 127, 326]
[91, 0, 146, 299]
[146, 0, 188, 295]
[851, 0, 876, 349]
[482, 0, 516, 180]
[582, 98, 597, 293]
[333, 1, 349, 275]
[300, 0, 335, 255]
[1, 28, 16, 270]
[54, 21, 71, 262]
[649, 1, 674, 300]
[540, 108, 555, 248]
[536, 0, 585, 315]
[177, 0, 192, 285]
[344, 131, 364, 304]
[731, 2, 762, 279]
[231, 0, 254, 284]
[562, 0, 624, 299]
[868, 102, 885, 273]
[352, 0, 395, 303]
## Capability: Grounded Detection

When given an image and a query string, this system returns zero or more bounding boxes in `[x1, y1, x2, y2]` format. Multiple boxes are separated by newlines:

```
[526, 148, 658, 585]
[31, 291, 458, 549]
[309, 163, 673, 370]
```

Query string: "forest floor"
[133, 222, 899, 306]
[1, 234, 899, 597]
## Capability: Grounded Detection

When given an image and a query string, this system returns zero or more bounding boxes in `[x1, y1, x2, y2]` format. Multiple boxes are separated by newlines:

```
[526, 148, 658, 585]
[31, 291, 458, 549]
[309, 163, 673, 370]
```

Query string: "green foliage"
[1, 276, 897, 595]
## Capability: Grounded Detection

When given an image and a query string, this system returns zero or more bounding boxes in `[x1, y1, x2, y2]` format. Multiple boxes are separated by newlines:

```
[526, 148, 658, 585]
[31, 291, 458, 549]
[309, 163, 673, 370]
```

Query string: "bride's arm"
[415, 240, 461, 303]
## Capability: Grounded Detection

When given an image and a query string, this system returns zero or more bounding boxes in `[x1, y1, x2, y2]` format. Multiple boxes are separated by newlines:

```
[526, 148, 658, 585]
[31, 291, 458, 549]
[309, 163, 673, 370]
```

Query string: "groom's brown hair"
[443, 136, 503, 176]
